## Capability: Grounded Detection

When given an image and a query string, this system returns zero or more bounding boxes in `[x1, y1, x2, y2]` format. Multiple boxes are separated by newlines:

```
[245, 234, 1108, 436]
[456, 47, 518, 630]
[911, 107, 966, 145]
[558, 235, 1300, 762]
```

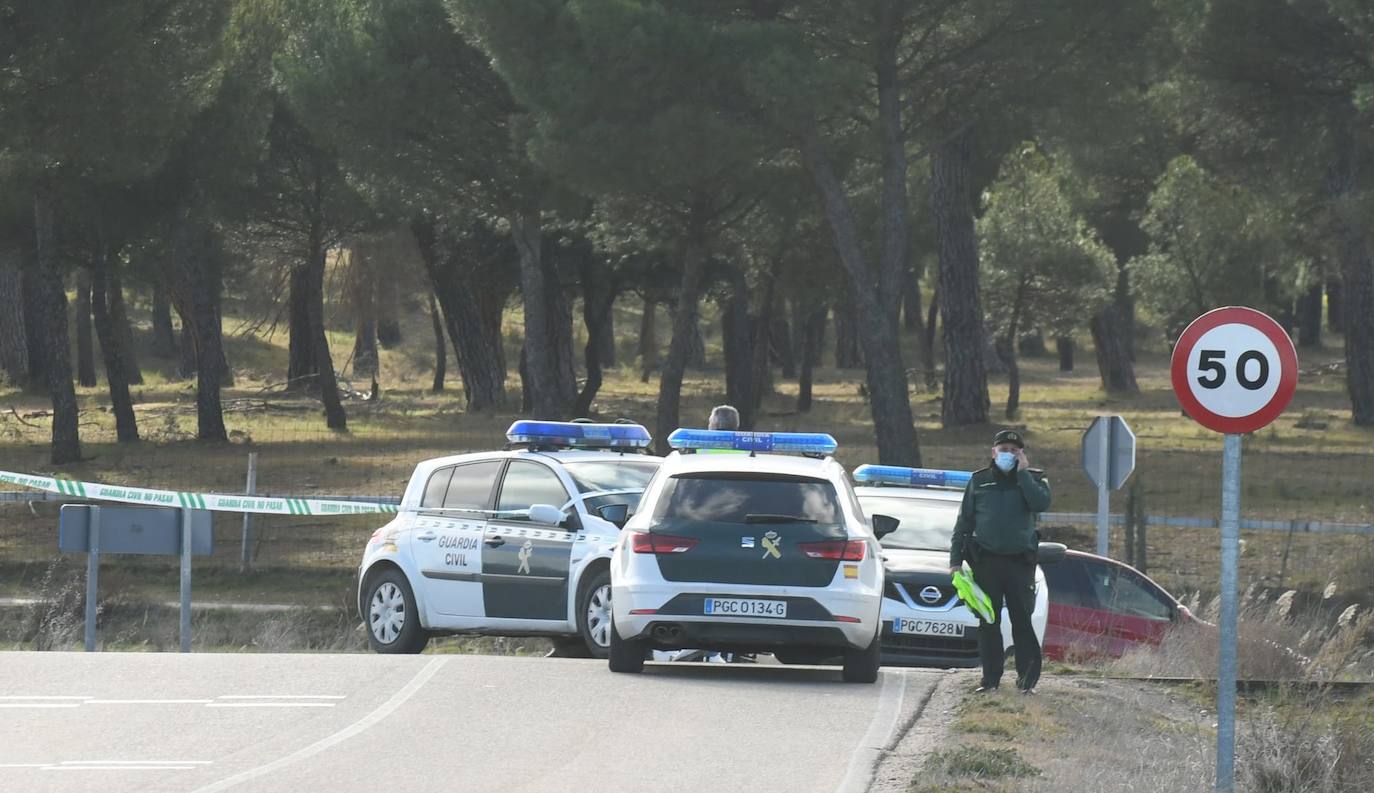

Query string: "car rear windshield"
[652, 473, 842, 525]
[563, 460, 660, 494]
[857, 495, 957, 551]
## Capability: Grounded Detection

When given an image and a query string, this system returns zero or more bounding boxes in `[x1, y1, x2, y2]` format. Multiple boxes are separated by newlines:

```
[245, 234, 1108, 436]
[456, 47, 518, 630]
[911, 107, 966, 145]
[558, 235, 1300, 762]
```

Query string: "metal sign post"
[84, 506, 101, 652]
[241, 452, 258, 574]
[1082, 415, 1136, 557]
[180, 508, 193, 653]
[1169, 306, 1298, 793]
[1217, 433, 1242, 789]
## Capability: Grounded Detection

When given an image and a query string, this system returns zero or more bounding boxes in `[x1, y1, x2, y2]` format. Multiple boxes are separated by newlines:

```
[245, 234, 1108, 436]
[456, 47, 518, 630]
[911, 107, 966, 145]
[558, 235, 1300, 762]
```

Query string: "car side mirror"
[596, 503, 630, 528]
[527, 504, 565, 527]
[1036, 542, 1067, 565]
[871, 514, 899, 539]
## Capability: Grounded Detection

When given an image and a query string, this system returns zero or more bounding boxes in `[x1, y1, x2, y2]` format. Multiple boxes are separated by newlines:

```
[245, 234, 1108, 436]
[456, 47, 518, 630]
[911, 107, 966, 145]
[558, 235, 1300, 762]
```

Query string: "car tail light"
[630, 532, 698, 554]
[798, 540, 866, 561]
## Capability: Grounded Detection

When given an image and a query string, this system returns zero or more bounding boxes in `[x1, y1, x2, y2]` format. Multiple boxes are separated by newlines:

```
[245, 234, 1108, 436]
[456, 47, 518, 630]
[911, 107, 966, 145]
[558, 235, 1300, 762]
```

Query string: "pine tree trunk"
[1328, 115, 1374, 426]
[721, 266, 754, 422]
[797, 304, 825, 413]
[1056, 337, 1075, 372]
[375, 257, 402, 348]
[306, 237, 347, 430]
[287, 264, 318, 390]
[350, 243, 380, 379]
[655, 222, 708, 454]
[1327, 277, 1343, 332]
[931, 127, 990, 427]
[74, 270, 98, 387]
[1018, 329, 1047, 358]
[22, 256, 47, 386]
[108, 268, 142, 385]
[171, 208, 228, 442]
[902, 264, 922, 332]
[922, 284, 939, 391]
[0, 248, 28, 388]
[638, 299, 658, 383]
[151, 283, 177, 358]
[1297, 279, 1323, 348]
[429, 293, 446, 392]
[574, 249, 616, 418]
[544, 254, 579, 411]
[513, 211, 564, 419]
[749, 273, 777, 420]
[1091, 309, 1138, 393]
[178, 311, 197, 379]
[1001, 335, 1021, 419]
[833, 295, 863, 368]
[770, 291, 795, 380]
[412, 216, 509, 411]
[35, 186, 81, 463]
[89, 258, 139, 442]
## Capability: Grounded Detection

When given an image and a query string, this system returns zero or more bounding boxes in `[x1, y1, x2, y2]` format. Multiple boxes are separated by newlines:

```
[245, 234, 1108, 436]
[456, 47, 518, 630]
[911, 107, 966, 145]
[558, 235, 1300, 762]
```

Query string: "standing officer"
[948, 429, 1051, 694]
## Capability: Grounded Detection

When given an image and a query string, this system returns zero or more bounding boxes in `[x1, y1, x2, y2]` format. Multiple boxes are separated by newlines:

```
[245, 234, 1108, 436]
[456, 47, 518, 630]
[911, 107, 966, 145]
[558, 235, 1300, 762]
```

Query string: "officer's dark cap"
[992, 429, 1025, 448]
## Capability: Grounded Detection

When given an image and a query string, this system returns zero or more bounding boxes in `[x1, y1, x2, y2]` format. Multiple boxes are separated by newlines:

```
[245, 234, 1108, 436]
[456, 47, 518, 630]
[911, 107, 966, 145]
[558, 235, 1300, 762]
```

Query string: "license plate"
[892, 617, 965, 637]
[704, 598, 787, 619]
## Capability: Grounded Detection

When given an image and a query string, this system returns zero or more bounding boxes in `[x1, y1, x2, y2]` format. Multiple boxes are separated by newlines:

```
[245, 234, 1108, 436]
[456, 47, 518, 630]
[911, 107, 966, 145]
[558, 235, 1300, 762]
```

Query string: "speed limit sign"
[1171, 306, 1298, 434]
[1170, 305, 1298, 793]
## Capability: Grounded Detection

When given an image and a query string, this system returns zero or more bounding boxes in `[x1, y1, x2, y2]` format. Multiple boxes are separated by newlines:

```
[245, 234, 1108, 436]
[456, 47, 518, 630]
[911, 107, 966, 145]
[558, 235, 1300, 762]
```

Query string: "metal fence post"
[240, 452, 258, 574]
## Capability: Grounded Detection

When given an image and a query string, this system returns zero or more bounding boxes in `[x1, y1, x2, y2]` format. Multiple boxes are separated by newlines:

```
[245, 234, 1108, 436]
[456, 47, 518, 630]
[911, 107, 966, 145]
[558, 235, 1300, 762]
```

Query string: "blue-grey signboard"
[60, 505, 213, 556]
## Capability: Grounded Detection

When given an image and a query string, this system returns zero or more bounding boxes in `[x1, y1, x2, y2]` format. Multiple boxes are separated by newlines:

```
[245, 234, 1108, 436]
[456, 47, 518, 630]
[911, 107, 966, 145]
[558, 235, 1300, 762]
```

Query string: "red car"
[1042, 550, 1203, 661]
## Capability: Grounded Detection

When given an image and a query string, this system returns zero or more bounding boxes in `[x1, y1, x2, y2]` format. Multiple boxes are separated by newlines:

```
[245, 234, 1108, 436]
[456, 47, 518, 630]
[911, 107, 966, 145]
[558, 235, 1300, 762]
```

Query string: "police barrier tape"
[0, 470, 399, 517]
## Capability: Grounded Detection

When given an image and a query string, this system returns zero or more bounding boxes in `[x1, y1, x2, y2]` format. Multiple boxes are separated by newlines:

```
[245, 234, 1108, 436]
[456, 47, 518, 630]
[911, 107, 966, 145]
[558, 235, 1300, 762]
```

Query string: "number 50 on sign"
[1171, 307, 1298, 435]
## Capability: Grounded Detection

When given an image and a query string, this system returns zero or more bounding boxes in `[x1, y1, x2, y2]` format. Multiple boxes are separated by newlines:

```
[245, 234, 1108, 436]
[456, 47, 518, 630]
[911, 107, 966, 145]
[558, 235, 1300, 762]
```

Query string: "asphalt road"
[0, 652, 940, 793]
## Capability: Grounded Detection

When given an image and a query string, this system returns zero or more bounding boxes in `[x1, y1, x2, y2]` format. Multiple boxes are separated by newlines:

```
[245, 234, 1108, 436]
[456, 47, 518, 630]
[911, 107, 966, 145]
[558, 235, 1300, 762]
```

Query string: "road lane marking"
[0, 696, 92, 700]
[836, 669, 908, 793]
[217, 695, 346, 699]
[205, 703, 336, 708]
[61, 761, 213, 765]
[46, 766, 199, 771]
[86, 699, 213, 705]
[0, 764, 48, 768]
[191, 657, 449, 793]
[0, 703, 80, 708]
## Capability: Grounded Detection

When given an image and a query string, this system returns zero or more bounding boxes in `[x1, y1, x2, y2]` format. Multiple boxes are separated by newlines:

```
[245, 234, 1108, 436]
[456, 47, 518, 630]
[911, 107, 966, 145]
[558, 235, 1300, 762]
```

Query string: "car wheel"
[364, 568, 429, 654]
[608, 620, 645, 674]
[842, 634, 881, 683]
[576, 568, 612, 659]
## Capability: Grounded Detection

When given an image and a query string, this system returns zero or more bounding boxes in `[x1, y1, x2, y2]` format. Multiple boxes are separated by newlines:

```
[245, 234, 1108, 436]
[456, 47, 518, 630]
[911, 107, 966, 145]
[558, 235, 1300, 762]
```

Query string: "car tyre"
[842, 633, 881, 683]
[364, 568, 429, 654]
[576, 568, 613, 659]
[608, 620, 646, 673]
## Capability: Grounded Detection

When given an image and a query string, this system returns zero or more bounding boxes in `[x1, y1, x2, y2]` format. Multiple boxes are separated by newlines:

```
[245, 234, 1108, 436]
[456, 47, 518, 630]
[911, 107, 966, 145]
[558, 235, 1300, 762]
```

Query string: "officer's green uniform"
[949, 431, 1051, 691]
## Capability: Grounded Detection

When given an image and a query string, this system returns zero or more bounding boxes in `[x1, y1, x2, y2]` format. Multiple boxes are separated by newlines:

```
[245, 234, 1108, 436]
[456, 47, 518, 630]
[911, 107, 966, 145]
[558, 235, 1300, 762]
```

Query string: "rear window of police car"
[652, 474, 842, 525]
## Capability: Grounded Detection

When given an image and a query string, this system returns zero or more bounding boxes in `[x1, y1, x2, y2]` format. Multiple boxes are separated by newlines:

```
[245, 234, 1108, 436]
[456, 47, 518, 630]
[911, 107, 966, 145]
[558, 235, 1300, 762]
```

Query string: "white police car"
[357, 421, 661, 656]
[608, 430, 888, 683]
[852, 465, 1060, 669]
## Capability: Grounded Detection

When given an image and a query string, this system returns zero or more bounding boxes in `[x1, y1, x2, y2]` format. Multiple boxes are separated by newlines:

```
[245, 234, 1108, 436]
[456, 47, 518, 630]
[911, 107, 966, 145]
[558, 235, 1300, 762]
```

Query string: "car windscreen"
[563, 460, 661, 513]
[857, 494, 957, 551]
[652, 473, 842, 527]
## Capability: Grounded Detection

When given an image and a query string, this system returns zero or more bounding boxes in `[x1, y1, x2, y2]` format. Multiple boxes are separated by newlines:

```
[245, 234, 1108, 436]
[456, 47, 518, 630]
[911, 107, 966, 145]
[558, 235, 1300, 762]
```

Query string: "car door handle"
[416, 531, 437, 542]
[484, 536, 505, 548]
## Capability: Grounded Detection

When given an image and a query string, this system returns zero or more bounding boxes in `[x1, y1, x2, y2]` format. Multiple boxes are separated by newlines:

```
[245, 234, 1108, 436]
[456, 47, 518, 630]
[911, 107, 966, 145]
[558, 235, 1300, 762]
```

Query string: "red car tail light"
[797, 539, 866, 561]
[630, 532, 699, 554]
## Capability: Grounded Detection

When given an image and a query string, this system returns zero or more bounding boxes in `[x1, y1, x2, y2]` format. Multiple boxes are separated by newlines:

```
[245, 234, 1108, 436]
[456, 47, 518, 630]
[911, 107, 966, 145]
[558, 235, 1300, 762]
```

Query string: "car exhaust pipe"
[651, 623, 683, 643]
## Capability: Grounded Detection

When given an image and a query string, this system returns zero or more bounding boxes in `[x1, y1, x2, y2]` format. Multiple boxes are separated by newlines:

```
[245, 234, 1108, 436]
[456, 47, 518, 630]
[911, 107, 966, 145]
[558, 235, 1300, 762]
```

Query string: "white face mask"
[994, 451, 1017, 472]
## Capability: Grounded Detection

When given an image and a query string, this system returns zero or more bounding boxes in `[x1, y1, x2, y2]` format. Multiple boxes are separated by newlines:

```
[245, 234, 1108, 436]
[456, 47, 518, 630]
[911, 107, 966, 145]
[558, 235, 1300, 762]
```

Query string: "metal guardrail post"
[84, 506, 101, 652]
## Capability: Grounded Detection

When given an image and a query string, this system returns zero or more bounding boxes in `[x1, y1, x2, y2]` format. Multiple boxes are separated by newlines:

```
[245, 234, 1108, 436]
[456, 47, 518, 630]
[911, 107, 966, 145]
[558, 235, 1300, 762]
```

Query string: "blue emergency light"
[666, 428, 838, 455]
[852, 465, 971, 489]
[506, 420, 652, 449]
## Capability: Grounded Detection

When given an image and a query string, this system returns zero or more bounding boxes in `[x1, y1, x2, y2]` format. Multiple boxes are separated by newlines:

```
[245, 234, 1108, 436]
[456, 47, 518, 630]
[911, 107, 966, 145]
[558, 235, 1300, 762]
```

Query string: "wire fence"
[0, 404, 1371, 600]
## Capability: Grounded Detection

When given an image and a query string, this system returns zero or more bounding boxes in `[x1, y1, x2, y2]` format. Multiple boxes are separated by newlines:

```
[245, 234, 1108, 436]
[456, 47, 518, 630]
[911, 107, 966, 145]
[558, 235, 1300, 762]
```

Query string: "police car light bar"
[852, 465, 971, 489]
[506, 420, 652, 449]
[666, 428, 838, 455]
